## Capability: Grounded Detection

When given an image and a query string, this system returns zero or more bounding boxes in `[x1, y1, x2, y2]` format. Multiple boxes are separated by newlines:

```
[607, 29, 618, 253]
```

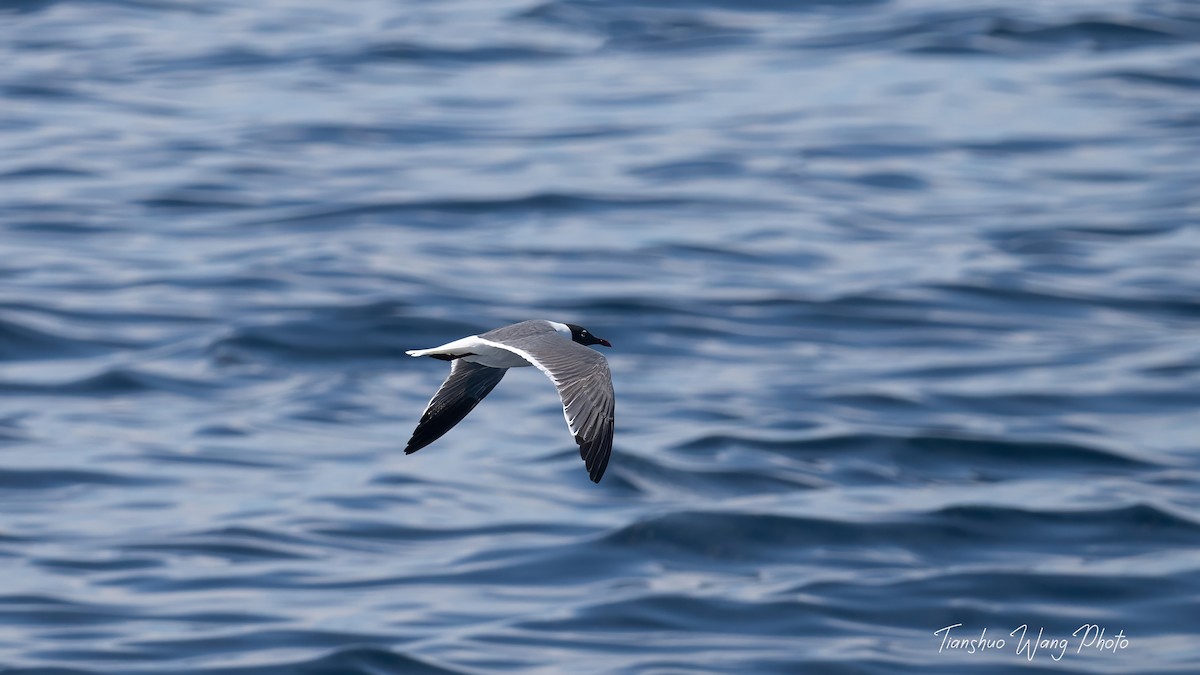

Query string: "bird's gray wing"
[405, 359, 507, 455]
[477, 333, 614, 483]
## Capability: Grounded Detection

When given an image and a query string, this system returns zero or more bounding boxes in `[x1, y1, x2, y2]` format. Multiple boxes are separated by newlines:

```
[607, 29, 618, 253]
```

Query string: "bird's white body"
[405, 321, 572, 369]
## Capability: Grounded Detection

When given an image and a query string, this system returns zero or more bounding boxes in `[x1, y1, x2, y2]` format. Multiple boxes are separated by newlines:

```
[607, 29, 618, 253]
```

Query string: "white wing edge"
[474, 337, 571, 427]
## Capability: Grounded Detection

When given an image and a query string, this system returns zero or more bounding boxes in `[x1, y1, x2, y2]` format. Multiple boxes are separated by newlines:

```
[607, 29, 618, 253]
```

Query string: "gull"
[405, 320, 614, 482]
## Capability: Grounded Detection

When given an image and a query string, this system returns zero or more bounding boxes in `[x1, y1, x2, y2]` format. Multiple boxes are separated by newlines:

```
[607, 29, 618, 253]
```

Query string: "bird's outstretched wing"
[405, 360, 507, 455]
[477, 333, 614, 482]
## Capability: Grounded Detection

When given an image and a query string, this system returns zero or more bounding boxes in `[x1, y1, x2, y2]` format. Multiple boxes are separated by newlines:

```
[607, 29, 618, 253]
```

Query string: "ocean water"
[1, 0, 1199, 673]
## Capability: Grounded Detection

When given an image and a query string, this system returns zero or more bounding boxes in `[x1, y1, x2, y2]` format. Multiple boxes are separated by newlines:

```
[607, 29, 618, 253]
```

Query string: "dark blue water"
[2, 1, 1199, 673]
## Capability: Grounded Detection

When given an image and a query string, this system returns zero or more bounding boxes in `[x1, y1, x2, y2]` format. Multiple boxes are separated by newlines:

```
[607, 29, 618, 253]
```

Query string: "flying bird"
[405, 320, 615, 482]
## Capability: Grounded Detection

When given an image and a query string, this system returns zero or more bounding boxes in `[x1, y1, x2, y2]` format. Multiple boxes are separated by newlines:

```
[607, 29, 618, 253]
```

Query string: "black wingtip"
[403, 437, 428, 455]
[578, 433, 612, 483]
[589, 452, 610, 483]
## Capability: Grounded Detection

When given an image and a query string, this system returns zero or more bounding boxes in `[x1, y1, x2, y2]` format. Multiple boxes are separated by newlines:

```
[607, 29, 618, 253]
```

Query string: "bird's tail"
[408, 348, 473, 362]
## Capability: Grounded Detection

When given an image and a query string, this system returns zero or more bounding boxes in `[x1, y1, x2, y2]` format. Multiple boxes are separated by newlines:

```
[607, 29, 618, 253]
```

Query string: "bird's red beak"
[597, 338, 612, 348]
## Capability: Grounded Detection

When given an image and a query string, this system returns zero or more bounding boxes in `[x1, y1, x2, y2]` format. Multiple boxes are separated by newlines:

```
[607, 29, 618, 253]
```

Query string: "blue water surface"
[1, 0, 1200, 673]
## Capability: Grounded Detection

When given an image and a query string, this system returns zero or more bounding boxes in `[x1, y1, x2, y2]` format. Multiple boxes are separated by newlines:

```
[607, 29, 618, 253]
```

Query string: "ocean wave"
[518, 593, 822, 635]
[350, 41, 576, 65]
[595, 502, 1200, 567]
[0, 468, 176, 491]
[674, 430, 1151, 469]
[241, 192, 761, 229]
[206, 307, 475, 362]
[0, 367, 218, 397]
[0, 314, 125, 361]
[612, 453, 827, 496]
[794, 569, 1198, 634]
[179, 647, 469, 675]
[796, 11, 1200, 55]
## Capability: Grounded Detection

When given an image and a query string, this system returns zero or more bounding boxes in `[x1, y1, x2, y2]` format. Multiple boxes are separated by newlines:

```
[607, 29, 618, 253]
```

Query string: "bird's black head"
[566, 323, 612, 348]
